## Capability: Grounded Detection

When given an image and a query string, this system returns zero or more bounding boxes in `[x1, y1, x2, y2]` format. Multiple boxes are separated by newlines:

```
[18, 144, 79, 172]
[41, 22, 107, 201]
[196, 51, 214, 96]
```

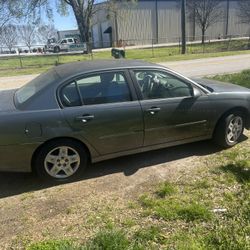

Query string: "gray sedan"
[0, 60, 250, 181]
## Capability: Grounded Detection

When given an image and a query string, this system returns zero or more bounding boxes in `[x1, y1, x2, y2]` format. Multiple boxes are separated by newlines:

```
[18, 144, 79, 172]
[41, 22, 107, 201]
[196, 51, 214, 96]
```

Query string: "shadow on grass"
[220, 163, 250, 184]
[0, 135, 248, 199]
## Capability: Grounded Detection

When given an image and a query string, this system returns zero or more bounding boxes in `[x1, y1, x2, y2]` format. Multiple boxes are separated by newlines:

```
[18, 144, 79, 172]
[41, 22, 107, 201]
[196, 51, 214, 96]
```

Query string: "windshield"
[15, 70, 58, 106]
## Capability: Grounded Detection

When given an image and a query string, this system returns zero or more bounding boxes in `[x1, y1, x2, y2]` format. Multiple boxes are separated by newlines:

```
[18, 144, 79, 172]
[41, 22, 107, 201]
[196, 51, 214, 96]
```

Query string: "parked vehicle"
[45, 37, 87, 53]
[0, 60, 250, 181]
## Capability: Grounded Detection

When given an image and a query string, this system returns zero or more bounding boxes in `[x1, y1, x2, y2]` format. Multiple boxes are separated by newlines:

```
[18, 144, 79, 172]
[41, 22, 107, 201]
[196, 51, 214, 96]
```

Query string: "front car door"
[59, 70, 144, 155]
[130, 69, 213, 147]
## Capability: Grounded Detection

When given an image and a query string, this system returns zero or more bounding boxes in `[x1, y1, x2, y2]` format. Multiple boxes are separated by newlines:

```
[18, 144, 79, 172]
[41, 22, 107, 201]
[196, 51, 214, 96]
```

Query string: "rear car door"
[59, 70, 144, 155]
[130, 69, 212, 146]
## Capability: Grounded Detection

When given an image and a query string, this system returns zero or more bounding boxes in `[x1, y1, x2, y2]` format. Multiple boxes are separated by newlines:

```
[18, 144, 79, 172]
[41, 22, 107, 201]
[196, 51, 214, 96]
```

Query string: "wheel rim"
[44, 146, 80, 179]
[226, 116, 243, 144]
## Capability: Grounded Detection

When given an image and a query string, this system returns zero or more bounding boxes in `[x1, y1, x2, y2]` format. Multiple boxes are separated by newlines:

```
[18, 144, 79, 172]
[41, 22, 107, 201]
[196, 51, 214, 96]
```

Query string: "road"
[0, 54, 250, 90]
[160, 54, 250, 78]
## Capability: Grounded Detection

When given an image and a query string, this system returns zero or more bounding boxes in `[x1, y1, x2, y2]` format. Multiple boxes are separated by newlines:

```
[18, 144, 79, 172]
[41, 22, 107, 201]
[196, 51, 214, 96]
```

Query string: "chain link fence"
[0, 35, 249, 72]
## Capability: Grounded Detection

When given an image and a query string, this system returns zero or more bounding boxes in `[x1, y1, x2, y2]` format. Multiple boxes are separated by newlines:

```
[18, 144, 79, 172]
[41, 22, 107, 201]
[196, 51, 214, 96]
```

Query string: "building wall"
[227, 1, 249, 36]
[92, 0, 249, 48]
[116, 1, 155, 45]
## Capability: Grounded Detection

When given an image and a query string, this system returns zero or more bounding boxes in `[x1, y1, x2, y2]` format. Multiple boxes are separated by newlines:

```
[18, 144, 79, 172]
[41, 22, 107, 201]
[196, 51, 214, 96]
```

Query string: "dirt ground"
[0, 131, 249, 249]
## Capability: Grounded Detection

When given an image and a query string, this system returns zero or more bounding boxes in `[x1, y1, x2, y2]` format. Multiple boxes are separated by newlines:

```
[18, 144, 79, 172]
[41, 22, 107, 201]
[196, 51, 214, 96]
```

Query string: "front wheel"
[213, 112, 244, 148]
[53, 46, 60, 53]
[34, 139, 88, 182]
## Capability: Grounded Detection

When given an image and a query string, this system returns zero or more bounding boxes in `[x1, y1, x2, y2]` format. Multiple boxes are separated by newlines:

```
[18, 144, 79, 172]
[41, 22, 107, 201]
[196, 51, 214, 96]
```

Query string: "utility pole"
[181, 0, 186, 54]
[155, 0, 159, 44]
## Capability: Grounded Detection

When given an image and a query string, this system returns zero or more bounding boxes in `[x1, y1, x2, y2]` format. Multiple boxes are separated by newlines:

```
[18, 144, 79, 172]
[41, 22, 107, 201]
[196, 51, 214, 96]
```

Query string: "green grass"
[84, 228, 130, 250]
[155, 181, 177, 198]
[210, 69, 250, 88]
[1, 39, 250, 77]
[27, 240, 76, 250]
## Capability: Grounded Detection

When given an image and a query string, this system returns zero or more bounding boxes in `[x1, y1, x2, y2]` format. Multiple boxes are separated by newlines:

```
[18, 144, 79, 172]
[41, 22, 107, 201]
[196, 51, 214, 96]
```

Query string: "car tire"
[54, 46, 60, 53]
[213, 111, 244, 148]
[34, 139, 88, 182]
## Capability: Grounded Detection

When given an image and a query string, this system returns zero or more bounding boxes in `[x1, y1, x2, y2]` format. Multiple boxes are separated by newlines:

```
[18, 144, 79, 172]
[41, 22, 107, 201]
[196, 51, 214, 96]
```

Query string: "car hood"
[192, 78, 250, 93]
[0, 89, 17, 113]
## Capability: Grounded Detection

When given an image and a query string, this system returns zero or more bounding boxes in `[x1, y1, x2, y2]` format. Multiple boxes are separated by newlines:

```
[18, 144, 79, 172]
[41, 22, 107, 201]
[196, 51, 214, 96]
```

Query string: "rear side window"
[59, 71, 132, 107]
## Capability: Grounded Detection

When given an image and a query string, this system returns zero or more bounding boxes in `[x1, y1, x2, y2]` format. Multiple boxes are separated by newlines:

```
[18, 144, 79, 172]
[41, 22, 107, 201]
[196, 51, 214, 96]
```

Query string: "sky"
[47, 1, 77, 31]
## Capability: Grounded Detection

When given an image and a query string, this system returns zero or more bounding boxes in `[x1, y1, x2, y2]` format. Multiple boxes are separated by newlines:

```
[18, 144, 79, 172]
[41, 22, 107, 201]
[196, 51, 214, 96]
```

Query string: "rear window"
[15, 70, 58, 106]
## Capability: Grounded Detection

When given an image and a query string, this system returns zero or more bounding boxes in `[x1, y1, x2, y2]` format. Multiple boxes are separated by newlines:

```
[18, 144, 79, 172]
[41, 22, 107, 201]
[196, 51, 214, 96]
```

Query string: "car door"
[130, 69, 212, 147]
[59, 70, 144, 155]
[60, 39, 68, 50]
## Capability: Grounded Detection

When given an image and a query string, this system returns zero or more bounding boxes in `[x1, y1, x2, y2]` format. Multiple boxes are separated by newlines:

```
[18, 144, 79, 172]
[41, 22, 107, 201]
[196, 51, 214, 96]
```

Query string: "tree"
[37, 24, 58, 44]
[19, 24, 38, 52]
[0, 0, 23, 29]
[24, 0, 136, 49]
[26, 0, 98, 47]
[238, 0, 250, 24]
[187, 0, 223, 44]
[0, 25, 18, 52]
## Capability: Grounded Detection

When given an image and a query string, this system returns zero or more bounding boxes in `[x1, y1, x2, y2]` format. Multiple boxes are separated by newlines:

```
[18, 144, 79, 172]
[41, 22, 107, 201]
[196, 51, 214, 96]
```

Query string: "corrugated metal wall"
[93, 0, 249, 47]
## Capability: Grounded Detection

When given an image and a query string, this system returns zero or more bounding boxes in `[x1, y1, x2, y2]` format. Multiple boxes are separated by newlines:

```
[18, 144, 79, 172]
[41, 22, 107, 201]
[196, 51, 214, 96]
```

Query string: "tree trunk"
[74, 13, 86, 42]
[201, 27, 205, 44]
[70, 4, 92, 52]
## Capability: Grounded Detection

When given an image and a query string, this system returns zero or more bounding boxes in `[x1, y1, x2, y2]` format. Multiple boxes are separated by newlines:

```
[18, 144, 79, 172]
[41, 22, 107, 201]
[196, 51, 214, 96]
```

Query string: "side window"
[134, 70, 193, 100]
[61, 39, 67, 44]
[59, 72, 132, 107]
[60, 82, 81, 107]
[68, 38, 73, 43]
[76, 72, 131, 105]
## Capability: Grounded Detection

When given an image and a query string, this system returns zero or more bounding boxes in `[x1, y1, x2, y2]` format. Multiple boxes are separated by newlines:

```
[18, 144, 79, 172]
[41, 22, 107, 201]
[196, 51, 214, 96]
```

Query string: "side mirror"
[193, 87, 201, 98]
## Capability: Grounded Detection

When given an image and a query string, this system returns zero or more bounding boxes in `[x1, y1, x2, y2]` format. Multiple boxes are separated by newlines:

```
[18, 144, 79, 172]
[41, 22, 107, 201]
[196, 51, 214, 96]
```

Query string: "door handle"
[146, 107, 161, 114]
[75, 115, 94, 123]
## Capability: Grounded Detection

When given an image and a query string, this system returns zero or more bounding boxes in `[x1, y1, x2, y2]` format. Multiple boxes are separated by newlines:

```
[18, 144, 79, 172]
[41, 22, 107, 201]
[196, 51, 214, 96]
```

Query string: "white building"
[91, 0, 249, 48]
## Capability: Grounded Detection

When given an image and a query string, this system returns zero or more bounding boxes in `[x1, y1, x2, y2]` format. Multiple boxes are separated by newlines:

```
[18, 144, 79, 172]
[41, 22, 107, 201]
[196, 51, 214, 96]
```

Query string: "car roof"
[54, 59, 159, 79]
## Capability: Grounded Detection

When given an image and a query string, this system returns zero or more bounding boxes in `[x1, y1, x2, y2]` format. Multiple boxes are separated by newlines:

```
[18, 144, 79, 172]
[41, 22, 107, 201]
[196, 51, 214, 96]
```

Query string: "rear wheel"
[34, 139, 88, 181]
[213, 112, 244, 148]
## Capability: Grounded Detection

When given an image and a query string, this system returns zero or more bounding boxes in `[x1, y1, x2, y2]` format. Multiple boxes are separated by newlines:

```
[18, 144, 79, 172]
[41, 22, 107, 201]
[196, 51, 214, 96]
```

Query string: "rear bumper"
[0, 143, 41, 172]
